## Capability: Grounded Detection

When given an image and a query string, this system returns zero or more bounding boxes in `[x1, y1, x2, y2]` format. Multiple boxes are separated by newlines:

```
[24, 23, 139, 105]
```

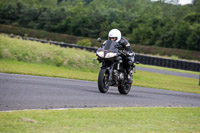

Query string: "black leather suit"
[118, 38, 135, 74]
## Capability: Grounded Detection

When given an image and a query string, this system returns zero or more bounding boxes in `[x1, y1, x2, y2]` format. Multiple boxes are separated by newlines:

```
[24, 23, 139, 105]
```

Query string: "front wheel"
[118, 83, 132, 95]
[98, 69, 110, 93]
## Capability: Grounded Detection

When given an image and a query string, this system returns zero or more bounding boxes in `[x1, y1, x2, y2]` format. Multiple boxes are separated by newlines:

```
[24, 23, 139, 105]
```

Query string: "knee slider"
[128, 61, 133, 65]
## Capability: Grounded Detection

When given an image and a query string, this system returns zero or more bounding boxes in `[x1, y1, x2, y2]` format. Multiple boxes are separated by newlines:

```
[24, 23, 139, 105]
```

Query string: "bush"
[77, 39, 91, 47]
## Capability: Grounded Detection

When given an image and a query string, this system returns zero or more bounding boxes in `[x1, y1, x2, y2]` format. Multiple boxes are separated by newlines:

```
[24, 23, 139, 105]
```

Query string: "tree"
[0, 0, 199, 51]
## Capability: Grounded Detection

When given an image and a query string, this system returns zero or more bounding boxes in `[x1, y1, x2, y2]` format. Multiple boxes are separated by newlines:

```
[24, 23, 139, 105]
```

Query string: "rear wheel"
[98, 69, 110, 93]
[118, 83, 132, 95]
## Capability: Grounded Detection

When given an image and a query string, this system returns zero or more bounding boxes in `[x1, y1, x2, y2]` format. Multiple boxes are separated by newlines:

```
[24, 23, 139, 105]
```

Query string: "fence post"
[199, 72, 200, 86]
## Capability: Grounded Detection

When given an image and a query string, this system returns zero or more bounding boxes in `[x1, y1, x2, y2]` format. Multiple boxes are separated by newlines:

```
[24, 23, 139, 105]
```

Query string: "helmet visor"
[109, 37, 117, 41]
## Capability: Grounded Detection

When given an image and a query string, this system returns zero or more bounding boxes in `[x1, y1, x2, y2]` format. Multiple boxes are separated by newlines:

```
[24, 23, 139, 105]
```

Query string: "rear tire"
[118, 83, 132, 95]
[98, 69, 110, 93]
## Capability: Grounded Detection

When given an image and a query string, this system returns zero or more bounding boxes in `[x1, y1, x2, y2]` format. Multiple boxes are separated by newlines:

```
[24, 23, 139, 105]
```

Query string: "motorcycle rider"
[108, 29, 135, 84]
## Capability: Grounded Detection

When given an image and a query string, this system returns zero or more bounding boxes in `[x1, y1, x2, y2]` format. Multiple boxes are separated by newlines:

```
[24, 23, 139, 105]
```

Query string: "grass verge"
[0, 59, 98, 81]
[0, 59, 199, 94]
[0, 107, 200, 133]
[0, 34, 100, 72]
[0, 33, 199, 75]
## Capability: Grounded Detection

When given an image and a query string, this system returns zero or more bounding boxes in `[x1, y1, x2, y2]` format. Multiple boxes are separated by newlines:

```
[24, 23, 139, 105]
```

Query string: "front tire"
[98, 69, 110, 93]
[118, 83, 132, 95]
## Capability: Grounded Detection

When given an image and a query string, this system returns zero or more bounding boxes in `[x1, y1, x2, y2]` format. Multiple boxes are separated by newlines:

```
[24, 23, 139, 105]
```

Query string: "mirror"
[97, 38, 101, 42]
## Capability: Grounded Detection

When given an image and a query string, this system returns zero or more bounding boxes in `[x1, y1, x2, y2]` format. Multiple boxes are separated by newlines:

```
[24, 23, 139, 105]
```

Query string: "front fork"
[107, 62, 122, 85]
[101, 63, 114, 83]
[108, 65, 114, 82]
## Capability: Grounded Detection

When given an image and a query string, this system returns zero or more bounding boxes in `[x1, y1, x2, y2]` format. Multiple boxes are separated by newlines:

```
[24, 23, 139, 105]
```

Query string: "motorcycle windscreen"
[103, 40, 118, 52]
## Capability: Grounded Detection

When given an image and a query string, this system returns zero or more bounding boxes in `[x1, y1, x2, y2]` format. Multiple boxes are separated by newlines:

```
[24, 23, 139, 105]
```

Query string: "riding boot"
[127, 73, 132, 84]
[127, 66, 133, 84]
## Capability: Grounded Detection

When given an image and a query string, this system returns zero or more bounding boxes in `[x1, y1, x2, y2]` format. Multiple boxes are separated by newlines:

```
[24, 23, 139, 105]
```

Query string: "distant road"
[0, 73, 200, 111]
[137, 66, 199, 79]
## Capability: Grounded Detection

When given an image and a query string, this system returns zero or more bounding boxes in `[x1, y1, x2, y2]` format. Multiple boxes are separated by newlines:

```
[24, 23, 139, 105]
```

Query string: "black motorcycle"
[95, 39, 136, 95]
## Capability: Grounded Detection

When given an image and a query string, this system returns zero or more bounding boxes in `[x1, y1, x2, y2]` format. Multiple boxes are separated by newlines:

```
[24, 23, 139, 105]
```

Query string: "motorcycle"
[95, 38, 136, 95]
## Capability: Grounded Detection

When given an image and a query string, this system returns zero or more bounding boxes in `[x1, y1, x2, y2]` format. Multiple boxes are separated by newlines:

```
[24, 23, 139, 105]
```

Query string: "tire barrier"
[135, 54, 200, 72]
[5, 34, 200, 72]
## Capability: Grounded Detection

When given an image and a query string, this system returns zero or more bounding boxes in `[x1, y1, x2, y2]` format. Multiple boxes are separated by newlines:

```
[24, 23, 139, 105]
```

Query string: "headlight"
[96, 51, 104, 58]
[105, 52, 117, 58]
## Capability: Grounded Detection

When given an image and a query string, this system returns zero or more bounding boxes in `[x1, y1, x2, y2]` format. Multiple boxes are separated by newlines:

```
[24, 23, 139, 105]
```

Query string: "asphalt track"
[0, 73, 200, 111]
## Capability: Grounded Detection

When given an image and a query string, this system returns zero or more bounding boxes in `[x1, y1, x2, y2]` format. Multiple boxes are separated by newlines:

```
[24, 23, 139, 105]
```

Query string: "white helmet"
[108, 29, 121, 42]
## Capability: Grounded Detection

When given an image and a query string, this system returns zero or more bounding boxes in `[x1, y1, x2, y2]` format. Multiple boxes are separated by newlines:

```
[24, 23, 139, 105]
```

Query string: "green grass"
[134, 70, 200, 93]
[0, 33, 199, 75]
[0, 107, 200, 133]
[0, 59, 199, 94]
[0, 59, 98, 81]
[0, 34, 100, 72]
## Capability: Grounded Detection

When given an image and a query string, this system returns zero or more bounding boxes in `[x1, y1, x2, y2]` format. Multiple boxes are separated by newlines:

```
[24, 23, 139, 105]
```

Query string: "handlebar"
[118, 50, 127, 56]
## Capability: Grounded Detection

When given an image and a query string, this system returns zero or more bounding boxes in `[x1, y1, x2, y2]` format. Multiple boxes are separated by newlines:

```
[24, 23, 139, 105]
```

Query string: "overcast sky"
[151, 0, 193, 5]
[179, 0, 192, 5]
